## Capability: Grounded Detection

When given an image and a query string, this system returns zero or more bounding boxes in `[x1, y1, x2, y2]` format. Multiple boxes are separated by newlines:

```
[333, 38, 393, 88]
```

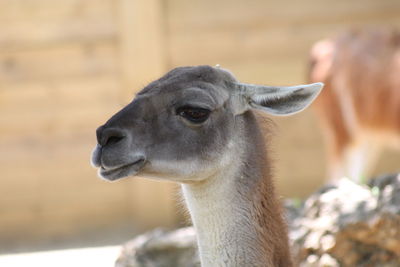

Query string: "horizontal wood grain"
[0, 76, 122, 140]
[167, 0, 400, 30]
[0, 0, 116, 50]
[0, 41, 118, 83]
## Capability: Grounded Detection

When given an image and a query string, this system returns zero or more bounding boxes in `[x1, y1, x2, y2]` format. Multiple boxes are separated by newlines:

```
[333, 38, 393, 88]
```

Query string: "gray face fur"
[91, 65, 323, 182]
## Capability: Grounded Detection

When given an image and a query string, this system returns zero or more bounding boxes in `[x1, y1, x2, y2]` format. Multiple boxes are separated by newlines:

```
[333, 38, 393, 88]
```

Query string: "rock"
[115, 227, 199, 267]
[290, 173, 400, 267]
[116, 174, 400, 267]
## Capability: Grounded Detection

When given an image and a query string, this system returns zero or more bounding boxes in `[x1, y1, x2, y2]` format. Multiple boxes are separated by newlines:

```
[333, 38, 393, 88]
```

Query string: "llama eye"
[176, 106, 211, 123]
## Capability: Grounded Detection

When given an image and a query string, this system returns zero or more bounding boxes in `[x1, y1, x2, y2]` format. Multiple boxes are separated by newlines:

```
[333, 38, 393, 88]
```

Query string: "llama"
[92, 65, 323, 266]
[310, 28, 400, 182]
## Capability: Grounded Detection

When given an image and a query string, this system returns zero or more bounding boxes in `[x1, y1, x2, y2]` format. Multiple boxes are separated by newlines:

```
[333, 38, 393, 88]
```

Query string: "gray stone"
[115, 227, 199, 267]
[291, 174, 400, 267]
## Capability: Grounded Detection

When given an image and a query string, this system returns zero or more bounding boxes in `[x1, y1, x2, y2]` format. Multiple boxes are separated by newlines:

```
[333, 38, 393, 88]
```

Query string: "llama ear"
[233, 82, 323, 116]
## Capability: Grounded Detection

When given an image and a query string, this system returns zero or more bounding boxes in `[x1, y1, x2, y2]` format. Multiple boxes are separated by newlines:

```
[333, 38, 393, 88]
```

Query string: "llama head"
[91, 65, 323, 182]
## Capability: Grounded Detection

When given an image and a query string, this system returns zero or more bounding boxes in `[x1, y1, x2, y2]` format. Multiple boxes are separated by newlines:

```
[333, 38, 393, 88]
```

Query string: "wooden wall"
[0, 0, 177, 251]
[1, 0, 400, 250]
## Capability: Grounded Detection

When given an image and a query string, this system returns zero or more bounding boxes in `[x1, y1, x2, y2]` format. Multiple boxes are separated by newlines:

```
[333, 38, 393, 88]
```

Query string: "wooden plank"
[0, 107, 113, 142]
[0, 0, 114, 21]
[0, 199, 132, 242]
[0, 41, 118, 83]
[0, 76, 122, 141]
[0, 75, 122, 111]
[0, 108, 118, 144]
[117, 0, 167, 99]
[166, 0, 400, 66]
[1, 20, 116, 51]
[126, 179, 179, 229]
[167, 0, 400, 30]
[0, 140, 127, 208]
[0, 0, 117, 50]
[226, 57, 308, 85]
[0, 133, 178, 229]
[167, 19, 400, 66]
[0, 209, 39, 239]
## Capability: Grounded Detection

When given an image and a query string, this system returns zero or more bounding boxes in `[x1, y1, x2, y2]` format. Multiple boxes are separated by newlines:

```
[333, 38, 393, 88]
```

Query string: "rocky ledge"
[116, 174, 400, 267]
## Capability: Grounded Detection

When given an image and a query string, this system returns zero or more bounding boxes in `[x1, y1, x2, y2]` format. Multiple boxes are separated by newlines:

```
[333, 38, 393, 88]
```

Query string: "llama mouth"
[99, 158, 146, 181]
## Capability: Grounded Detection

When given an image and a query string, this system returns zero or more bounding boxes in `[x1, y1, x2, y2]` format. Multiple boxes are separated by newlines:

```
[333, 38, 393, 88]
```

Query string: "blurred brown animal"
[310, 28, 400, 182]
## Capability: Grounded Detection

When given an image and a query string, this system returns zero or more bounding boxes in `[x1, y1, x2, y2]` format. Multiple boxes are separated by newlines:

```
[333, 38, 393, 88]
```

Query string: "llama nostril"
[98, 128, 126, 147]
[105, 135, 124, 146]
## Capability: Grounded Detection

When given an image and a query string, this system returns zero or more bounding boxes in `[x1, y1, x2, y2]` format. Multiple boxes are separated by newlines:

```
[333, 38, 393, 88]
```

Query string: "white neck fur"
[181, 157, 273, 266]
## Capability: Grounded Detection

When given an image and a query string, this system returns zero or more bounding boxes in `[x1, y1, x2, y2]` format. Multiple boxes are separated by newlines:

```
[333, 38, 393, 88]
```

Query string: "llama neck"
[181, 113, 292, 267]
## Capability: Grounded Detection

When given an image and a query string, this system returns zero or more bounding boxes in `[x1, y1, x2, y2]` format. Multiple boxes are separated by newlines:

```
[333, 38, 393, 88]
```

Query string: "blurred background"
[1, 0, 400, 263]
